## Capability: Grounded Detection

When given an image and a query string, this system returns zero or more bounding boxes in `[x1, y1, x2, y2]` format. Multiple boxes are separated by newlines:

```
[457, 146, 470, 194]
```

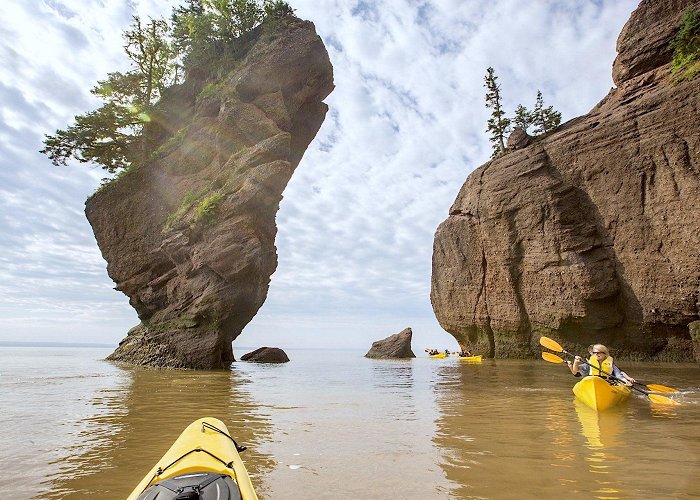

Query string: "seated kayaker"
[456, 344, 472, 357]
[567, 344, 636, 386]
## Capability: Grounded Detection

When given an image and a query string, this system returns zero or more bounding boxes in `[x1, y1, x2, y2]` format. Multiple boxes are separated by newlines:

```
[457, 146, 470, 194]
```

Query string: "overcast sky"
[0, 0, 638, 351]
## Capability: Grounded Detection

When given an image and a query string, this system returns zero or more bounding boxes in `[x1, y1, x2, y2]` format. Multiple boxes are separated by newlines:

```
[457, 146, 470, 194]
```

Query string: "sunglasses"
[591, 351, 605, 355]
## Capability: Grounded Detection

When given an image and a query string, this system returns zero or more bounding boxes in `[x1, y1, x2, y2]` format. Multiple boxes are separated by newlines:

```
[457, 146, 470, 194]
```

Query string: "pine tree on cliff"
[513, 104, 534, 133]
[41, 15, 174, 173]
[531, 90, 561, 135]
[41, 0, 295, 174]
[484, 67, 511, 158]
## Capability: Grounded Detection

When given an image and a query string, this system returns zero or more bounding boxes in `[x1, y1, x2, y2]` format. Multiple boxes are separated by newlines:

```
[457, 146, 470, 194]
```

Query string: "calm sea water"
[1, 346, 699, 499]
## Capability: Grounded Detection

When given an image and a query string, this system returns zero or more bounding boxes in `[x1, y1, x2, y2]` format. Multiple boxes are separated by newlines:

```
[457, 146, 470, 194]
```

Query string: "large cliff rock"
[431, 0, 700, 361]
[87, 16, 333, 369]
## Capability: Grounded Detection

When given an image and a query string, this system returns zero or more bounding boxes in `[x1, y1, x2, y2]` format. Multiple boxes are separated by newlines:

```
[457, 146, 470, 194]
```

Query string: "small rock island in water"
[365, 328, 416, 359]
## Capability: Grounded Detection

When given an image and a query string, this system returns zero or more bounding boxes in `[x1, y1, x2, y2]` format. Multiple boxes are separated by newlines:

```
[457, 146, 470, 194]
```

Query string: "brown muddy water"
[1, 346, 699, 499]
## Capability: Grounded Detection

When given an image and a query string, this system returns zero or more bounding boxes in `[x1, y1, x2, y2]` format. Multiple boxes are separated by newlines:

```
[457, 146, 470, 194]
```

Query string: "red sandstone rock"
[88, 17, 333, 369]
[431, 0, 700, 361]
[365, 328, 416, 359]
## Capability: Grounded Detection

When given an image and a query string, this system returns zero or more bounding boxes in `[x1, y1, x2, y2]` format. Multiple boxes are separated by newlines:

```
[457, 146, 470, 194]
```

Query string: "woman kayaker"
[567, 344, 636, 386]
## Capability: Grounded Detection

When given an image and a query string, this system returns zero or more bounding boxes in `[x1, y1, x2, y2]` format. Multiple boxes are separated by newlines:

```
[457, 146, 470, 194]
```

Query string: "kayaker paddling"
[567, 344, 636, 386]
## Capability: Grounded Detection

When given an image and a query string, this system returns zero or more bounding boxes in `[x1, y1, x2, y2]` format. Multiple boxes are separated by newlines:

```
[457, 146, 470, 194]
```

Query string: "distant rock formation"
[89, 16, 333, 369]
[365, 328, 416, 359]
[431, 0, 700, 361]
[240, 347, 289, 363]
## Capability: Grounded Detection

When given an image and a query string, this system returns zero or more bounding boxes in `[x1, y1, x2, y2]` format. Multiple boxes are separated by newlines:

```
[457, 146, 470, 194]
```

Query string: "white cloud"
[0, 0, 638, 350]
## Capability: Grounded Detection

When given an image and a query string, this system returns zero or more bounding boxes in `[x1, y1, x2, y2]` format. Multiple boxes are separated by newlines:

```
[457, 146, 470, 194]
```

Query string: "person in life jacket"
[567, 344, 636, 386]
[457, 344, 473, 357]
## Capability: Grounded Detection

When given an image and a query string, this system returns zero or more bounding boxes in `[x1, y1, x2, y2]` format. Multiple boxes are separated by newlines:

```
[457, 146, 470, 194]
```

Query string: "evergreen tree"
[484, 67, 510, 158]
[531, 90, 561, 135]
[123, 16, 174, 103]
[206, 0, 263, 42]
[513, 104, 533, 133]
[42, 1, 289, 174]
[263, 0, 295, 17]
[41, 16, 173, 172]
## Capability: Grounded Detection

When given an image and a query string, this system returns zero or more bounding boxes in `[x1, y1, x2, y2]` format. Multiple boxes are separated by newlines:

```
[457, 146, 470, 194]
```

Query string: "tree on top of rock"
[41, 15, 173, 173]
[531, 90, 561, 135]
[484, 67, 511, 158]
[513, 104, 534, 132]
[41, 0, 295, 175]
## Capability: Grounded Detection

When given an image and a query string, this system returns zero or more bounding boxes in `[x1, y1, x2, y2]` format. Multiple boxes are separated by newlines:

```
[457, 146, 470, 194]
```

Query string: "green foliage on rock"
[513, 104, 534, 132]
[42, 0, 295, 177]
[483, 68, 561, 155]
[42, 16, 175, 173]
[670, 7, 700, 81]
[264, 0, 295, 18]
[195, 192, 225, 222]
[163, 190, 204, 232]
[163, 189, 225, 232]
[531, 90, 561, 135]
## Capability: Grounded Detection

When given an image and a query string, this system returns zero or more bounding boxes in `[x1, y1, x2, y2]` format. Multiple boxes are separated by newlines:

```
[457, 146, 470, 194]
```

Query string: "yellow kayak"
[573, 376, 631, 411]
[127, 417, 258, 500]
[458, 355, 482, 362]
[429, 352, 448, 358]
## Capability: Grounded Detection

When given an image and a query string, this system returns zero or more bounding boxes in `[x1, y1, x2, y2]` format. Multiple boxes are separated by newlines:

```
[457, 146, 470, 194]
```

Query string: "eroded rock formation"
[240, 347, 290, 363]
[365, 328, 416, 359]
[88, 16, 333, 369]
[431, 0, 700, 361]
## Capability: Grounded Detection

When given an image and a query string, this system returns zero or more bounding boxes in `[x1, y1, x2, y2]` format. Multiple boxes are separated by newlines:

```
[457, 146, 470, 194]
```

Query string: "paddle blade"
[644, 383, 680, 393]
[647, 393, 681, 406]
[542, 352, 565, 364]
[539, 336, 564, 353]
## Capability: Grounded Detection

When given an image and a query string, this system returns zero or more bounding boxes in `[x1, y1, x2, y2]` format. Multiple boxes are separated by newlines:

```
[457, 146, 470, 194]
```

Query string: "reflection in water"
[239, 356, 446, 499]
[370, 361, 415, 421]
[3, 349, 700, 498]
[429, 360, 700, 499]
[36, 366, 275, 499]
[573, 399, 626, 499]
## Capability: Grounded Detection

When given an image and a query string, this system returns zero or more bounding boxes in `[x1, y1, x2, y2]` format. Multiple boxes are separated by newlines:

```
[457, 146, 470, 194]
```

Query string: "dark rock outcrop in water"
[240, 347, 289, 363]
[88, 16, 333, 369]
[431, 0, 700, 361]
[365, 328, 416, 359]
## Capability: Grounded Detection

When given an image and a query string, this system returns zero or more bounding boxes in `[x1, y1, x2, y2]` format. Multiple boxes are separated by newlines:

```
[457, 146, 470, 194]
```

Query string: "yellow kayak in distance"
[127, 417, 258, 500]
[573, 376, 631, 411]
[457, 355, 482, 362]
[429, 352, 448, 358]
